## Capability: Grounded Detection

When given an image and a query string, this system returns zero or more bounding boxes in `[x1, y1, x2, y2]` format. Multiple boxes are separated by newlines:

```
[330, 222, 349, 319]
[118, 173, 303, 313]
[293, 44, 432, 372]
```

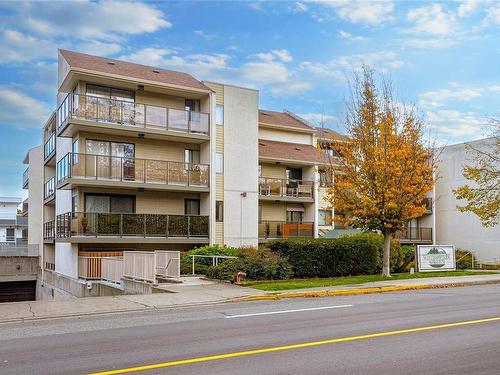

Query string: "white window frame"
[215, 153, 224, 173]
[216, 104, 224, 126]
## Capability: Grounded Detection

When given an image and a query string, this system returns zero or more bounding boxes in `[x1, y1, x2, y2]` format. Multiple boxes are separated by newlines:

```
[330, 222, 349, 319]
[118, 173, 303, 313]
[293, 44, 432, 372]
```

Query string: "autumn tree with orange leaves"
[326, 67, 435, 277]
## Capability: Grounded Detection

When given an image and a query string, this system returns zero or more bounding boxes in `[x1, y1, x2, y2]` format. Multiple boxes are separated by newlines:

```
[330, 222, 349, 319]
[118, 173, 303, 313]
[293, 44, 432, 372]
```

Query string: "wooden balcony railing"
[56, 93, 210, 136]
[259, 221, 314, 239]
[258, 177, 314, 199]
[56, 152, 209, 188]
[394, 227, 433, 243]
[78, 256, 123, 284]
[56, 212, 209, 239]
[44, 221, 55, 241]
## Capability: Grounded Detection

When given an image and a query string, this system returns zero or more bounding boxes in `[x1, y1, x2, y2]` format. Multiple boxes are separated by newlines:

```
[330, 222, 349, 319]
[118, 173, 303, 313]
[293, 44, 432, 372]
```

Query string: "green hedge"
[206, 247, 293, 281]
[267, 233, 402, 278]
[180, 245, 243, 275]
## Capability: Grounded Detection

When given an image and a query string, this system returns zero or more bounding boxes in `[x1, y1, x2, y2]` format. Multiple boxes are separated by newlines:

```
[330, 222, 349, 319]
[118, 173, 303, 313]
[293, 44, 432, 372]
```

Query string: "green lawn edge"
[241, 271, 497, 291]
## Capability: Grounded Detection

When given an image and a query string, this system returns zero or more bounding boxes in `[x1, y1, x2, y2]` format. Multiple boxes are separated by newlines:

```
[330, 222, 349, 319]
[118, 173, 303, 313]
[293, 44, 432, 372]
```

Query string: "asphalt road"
[2, 284, 500, 375]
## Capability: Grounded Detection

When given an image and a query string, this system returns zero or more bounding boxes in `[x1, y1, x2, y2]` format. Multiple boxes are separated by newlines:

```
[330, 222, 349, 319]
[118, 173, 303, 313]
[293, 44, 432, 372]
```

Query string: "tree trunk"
[382, 232, 391, 277]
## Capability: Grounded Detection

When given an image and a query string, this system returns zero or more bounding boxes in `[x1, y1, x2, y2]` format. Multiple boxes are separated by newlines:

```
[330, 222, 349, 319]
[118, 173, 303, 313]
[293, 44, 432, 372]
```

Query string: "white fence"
[78, 256, 123, 284]
[102, 257, 124, 284]
[123, 250, 180, 283]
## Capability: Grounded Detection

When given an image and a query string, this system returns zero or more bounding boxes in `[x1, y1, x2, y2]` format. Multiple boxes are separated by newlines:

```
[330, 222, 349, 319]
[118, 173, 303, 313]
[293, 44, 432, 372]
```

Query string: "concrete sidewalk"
[0, 278, 264, 323]
[2, 274, 500, 323]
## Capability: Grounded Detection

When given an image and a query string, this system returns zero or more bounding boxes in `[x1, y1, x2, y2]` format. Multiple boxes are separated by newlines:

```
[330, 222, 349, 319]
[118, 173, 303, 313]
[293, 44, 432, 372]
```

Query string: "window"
[86, 84, 134, 102]
[185, 99, 200, 112]
[216, 201, 223, 222]
[216, 104, 224, 125]
[258, 165, 262, 177]
[216, 153, 224, 173]
[71, 191, 78, 213]
[6, 228, 15, 242]
[72, 139, 79, 164]
[185, 199, 200, 215]
[286, 168, 302, 181]
[319, 210, 332, 226]
[286, 211, 303, 223]
[319, 170, 331, 187]
[85, 194, 135, 213]
[184, 149, 200, 164]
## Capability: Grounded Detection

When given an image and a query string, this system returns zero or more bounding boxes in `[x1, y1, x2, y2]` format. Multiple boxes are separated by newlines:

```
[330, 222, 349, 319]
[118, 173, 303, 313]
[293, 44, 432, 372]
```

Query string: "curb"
[240, 279, 500, 302]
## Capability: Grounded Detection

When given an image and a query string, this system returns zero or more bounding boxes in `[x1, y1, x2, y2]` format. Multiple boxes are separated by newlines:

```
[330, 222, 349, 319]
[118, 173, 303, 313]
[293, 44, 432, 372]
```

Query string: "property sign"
[417, 245, 456, 272]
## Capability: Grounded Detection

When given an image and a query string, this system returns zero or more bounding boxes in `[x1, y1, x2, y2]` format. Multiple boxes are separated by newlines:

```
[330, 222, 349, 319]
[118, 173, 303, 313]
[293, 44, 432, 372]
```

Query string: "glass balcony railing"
[56, 212, 209, 239]
[258, 177, 314, 199]
[22, 167, 29, 188]
[44, 132, 56, 160]
[44, 177, 55, 200]
[56, 93, 210, 136]
[56, 153, 209, 188]
[258, 221, 314, 240]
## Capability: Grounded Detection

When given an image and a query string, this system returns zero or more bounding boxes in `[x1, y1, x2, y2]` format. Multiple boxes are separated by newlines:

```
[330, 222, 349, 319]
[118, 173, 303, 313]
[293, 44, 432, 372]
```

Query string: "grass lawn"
[241, 271, 496, 291]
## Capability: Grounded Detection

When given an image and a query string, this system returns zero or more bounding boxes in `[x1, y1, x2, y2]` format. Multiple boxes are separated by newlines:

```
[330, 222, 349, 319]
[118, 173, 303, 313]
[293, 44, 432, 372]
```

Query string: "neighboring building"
[0, 197, 27, 246]
[22, 50, 436, 298]
[435, 137, 500, 264]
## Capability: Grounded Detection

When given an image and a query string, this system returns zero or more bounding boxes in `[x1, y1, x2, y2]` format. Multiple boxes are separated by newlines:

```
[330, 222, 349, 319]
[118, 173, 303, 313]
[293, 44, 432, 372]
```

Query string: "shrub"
[456, 249, 473, 269]
[180, 245, 243, 275]
[206, 247, 293, 282]
[267, 233, 403, 278]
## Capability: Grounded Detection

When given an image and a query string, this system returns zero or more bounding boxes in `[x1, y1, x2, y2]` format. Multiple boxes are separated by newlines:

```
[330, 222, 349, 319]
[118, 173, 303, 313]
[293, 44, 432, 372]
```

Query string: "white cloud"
[291, 2, 309, 12]
[270, 81, 313, 96]
[419, 88, 482, 108]
[400, 38, 458, 49]
[338, 30, 367, 42]
[405, 4, 457, 36]
[315, 0, 395, 26]
[486, 4, 500, 24]
[426, 109, 486, 138]
[18, 1, 171, 39]
[252, 49, 293, 63]
[240, 60, 291, 84]
[488, 85, 500, 92]
[297, 113, 337, 125]
[458, 0, 480, 17]
[0, 30, 56, 63]
[0, 86, 51, 129]
[300, 51, 405, 81]
[194, 30, 216, 41]
[248, 2, 264, 11]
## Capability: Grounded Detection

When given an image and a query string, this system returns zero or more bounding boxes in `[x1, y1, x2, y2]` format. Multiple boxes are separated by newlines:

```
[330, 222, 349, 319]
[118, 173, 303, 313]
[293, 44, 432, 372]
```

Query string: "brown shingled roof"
[315, 127, 348, 142]
[259, 109, 314, 131]
[59, 49, 212, 92]
[259, 139, 323, 164]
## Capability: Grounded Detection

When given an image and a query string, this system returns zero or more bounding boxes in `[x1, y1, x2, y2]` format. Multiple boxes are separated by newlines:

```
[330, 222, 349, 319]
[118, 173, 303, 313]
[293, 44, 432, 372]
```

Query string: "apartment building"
[0, 197, 27, 246]
[23, 50, 435, 298]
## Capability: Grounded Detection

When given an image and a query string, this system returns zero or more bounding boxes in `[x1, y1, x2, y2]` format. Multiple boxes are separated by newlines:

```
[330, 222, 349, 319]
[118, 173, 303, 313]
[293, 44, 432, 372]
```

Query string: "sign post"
[417, 245, 456, 272]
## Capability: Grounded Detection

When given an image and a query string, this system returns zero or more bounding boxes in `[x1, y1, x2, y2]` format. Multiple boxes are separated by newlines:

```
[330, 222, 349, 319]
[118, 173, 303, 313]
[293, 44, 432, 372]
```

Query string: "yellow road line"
[88, 316, 500, 375]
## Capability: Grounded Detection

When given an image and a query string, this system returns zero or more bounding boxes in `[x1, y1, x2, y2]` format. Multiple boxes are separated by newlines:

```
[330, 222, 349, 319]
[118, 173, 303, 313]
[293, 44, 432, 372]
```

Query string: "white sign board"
[417, 245, 456, 272]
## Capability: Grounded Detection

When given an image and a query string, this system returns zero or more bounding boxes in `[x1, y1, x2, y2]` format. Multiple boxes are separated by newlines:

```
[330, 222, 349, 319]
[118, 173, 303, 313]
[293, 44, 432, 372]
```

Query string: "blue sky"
[0, 0, 499, 198]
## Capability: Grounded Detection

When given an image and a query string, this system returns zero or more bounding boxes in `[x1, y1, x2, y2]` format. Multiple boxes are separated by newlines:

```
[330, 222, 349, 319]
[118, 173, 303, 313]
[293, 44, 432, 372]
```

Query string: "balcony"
[394, 227, 432, 243]
[56, 153, 209, 192]
[259, 221, 314, 241]
[258, 177, 314, 202]
[21, 199, 28, 217]
[44, 221, 55, 243]
[56, 212, 209, 244]
[22, 167, 29, 189]
[56, 94, 210, 142]
[44, 177, 55, 204]
[44, 132, 56, 163]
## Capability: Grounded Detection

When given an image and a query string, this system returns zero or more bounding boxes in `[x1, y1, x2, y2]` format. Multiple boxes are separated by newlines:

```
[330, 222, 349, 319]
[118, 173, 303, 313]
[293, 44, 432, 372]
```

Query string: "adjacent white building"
[435, 137, 500, 264]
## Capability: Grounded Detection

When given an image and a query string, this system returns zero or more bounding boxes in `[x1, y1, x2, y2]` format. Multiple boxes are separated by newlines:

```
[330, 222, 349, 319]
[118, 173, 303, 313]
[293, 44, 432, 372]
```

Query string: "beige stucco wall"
[259, 127, 313, 145]
[27, 146, 44, 257]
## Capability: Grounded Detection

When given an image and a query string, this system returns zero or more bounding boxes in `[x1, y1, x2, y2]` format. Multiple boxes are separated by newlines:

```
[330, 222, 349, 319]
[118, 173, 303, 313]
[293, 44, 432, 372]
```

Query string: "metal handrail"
[189, 255, 238, 275]
[56, 152, 209, 187]
[56, 93, 210, 135]
[44, 132, 56, 159]
[44, 177, 55, 199]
